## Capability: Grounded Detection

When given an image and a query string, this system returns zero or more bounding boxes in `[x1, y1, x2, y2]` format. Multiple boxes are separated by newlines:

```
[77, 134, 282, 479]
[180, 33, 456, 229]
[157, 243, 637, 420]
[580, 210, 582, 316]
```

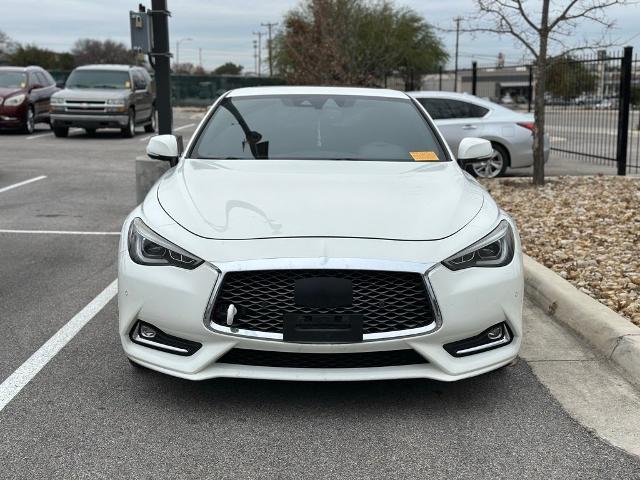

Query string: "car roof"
[407, 90, 528, 117]
[0, 66, 43, 72]
[74, 64, 137, 71]
[226, 86, 410, 99]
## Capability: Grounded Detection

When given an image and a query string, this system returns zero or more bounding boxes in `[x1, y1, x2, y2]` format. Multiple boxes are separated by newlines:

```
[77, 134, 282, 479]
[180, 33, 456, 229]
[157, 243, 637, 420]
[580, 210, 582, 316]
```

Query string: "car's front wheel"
[469, 143, 509, 178]
[21, 106, 35, 134]
[144, 106, 156, 133]
[121, 108, 136, 138]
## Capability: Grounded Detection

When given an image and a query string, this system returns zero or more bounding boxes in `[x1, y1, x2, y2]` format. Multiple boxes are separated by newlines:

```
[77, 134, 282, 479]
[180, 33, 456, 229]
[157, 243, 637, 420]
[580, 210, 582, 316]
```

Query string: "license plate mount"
[283, 313, 363, 343]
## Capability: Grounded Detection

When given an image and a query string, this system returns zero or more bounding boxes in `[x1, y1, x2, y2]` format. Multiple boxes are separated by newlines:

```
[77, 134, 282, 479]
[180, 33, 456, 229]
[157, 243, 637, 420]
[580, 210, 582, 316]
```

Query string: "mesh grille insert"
[210, 269, 435, 335]
[217, 348, 428, 368]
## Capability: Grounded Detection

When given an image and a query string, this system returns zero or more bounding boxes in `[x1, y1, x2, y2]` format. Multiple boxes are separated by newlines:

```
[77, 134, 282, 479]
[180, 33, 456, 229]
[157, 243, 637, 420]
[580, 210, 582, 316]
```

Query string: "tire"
[21, 106, 35, 134]
[53, 126, 69, 138]
[85, 128, 96, 136]
[121, 108, 136, 138]
[144, 106, 156, 133]
[468, 142, 509, 178]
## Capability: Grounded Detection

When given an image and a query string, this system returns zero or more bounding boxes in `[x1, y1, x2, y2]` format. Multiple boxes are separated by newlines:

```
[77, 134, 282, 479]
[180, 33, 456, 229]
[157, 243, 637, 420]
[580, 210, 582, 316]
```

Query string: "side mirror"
[147, 135, 179, 163]
[457, 137, 493, 165]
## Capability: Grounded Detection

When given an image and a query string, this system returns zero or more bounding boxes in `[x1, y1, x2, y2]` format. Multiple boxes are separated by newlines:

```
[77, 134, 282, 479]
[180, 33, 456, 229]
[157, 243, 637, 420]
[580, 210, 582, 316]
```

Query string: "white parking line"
[174, 123, 196, 132]
[0, 279, 118, 412]
[0, 175, 47, 194]
[25, 132, 53, 140]
[25, 128, 82, 140]
[0, 229, 119, 235]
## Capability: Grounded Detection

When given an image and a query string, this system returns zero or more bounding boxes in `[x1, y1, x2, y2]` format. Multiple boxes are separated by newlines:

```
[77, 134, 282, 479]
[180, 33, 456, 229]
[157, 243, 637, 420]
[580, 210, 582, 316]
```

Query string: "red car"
[0, 66, 59, 134]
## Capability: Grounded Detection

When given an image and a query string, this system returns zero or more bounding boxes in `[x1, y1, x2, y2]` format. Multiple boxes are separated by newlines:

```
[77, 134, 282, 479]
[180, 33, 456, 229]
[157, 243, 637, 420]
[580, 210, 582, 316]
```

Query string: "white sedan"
[118, 86, 523, 382]
[409, 91, 550, 178]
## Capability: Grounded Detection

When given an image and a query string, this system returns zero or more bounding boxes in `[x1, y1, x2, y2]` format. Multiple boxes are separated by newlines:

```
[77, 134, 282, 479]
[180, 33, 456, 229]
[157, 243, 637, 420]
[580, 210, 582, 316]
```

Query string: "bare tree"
[466, 0, 633, 185]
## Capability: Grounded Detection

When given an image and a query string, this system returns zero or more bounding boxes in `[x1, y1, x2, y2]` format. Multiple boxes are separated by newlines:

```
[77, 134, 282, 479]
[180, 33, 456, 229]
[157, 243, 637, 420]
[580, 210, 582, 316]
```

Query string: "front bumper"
[51, 113, 128, 129]
[0, 104, 27, 129]
[118, 223, 524, 382]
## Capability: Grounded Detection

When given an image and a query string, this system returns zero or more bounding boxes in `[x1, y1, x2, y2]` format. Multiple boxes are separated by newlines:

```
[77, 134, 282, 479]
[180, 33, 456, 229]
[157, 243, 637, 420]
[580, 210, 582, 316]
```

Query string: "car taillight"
[517, 122, 535, 133]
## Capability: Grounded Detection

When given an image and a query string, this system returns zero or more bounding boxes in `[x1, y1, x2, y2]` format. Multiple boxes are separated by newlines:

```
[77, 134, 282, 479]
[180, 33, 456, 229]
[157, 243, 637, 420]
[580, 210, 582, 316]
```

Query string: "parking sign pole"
[150, 0, 172, 135]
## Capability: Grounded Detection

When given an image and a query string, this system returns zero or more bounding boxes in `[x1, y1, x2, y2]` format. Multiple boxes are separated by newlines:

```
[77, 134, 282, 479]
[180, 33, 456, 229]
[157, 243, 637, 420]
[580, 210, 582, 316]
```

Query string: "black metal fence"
[423, 47, 640, 175]
[543, 47, 639, 175]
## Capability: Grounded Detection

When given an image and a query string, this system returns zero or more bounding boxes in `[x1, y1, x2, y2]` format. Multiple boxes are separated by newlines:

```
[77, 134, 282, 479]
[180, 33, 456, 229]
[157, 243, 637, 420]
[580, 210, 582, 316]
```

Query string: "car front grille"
[210, 269, 436, 335]
[217, 348, 428, 368]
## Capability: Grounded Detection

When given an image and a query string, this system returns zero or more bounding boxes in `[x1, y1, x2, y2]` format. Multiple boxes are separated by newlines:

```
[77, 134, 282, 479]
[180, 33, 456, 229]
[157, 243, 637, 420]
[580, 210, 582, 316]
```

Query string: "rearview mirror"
[457, 137, 493, 165]
[147, 135, 179, 163]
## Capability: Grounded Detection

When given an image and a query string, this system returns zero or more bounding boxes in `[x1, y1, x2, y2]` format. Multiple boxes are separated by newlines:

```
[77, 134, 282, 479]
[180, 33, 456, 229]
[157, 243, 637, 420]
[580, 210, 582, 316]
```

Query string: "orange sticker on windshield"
[410, 151, 439, 161]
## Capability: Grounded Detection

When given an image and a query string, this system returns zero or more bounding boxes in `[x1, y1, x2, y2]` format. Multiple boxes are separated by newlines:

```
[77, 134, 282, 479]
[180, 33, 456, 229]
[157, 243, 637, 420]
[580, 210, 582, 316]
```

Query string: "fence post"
[438, 66, 443, 91]
[527, 64, 533, 113]
[472, 61, 477, 95]
[616, 46, 633, 176]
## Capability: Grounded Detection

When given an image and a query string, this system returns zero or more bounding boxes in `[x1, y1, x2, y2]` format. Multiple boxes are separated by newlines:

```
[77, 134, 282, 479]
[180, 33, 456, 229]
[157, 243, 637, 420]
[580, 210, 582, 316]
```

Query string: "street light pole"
[252, 31, 266, 77]
[261, 22, 278, 77]
[453, 17, 461, 93]
[150, 0, 172, 135]
[175, 37, 192, 68]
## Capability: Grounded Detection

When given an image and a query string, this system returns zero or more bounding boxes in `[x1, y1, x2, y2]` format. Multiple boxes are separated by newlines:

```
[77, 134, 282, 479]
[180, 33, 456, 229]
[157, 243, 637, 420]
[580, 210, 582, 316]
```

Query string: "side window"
[35, 72, 48, 87]
[445, 99, 489, 119]
[133, 70, 147, 90]
[41, 71, 55, 86]
[28, 72, 39, 87]
[417, 98, 452, 120]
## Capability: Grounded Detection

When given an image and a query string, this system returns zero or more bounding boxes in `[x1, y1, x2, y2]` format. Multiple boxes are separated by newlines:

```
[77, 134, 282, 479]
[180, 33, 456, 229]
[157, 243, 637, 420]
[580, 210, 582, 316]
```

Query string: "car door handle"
[462, 124, 477, 130]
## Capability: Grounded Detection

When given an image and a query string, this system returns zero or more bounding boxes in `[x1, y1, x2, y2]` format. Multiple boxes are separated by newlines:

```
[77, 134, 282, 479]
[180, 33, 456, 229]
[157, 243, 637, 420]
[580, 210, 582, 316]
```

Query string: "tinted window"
[65, 70, 131, 89]
[132, 70, 146, 90]
[34, 72, 48, 86]
[191, 95, 448, 162]
[0, 71, 27, 88]
[418, 98, 488, 120]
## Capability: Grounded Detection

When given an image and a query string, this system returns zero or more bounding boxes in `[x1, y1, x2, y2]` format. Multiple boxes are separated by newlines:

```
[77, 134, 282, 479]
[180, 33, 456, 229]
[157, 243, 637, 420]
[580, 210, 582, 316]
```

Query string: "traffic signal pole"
[149, 0, 172, 135]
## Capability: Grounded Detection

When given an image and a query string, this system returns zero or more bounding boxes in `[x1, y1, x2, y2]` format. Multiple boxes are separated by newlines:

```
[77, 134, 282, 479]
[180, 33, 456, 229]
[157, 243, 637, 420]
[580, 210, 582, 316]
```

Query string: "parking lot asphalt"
[1, 110, 639, 479]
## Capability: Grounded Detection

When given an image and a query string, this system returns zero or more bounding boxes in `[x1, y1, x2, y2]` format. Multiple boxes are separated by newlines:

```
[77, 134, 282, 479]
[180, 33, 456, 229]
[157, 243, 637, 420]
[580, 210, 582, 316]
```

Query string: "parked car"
[0, 66, 59, 133]
[409, 91, 550, 178]
[594, 98, 617, 110]
[50, 64, 155, 138]
[119, 86, 523, 382]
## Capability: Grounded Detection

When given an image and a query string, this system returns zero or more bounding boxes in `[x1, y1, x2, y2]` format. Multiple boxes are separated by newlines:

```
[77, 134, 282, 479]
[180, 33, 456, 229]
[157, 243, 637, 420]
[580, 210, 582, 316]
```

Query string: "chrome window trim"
[201, 258, 443, 342]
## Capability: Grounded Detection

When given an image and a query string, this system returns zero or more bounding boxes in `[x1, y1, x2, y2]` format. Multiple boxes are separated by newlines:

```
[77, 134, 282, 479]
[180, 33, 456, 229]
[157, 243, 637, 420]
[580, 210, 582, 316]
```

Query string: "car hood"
[0, 87, 24, 98]
[53, 88, 129, 101]
[157, 159, 485, 241]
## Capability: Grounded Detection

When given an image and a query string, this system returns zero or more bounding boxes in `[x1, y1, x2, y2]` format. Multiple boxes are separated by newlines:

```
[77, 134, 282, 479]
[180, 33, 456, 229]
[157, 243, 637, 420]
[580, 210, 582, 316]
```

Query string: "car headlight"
[106, 98, 126, 106]
[442, 220, 515, 271]
[4, 94, 26, 106]
[50, 97, 64, 105]
[128, 218, 203, 270]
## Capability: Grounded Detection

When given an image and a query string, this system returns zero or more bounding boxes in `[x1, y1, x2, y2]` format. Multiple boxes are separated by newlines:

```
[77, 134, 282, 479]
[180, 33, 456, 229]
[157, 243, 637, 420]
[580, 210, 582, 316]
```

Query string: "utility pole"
[198, 47, 202, 69]
[261, 22, 278, 76]
[453, 16, 461, 93]
[150, 0, 172, 134]
[252, 39, 258, 75]
[253, 31, 266, 76]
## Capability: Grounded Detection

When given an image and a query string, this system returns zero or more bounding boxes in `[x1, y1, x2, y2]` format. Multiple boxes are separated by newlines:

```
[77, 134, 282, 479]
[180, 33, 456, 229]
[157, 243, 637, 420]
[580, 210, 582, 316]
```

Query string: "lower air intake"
[216, 348, 428, 368]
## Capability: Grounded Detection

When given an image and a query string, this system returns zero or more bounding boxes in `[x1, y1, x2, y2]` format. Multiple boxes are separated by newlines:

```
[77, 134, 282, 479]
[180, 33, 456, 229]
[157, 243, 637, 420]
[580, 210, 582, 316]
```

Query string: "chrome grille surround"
[202, 258, 442, 342]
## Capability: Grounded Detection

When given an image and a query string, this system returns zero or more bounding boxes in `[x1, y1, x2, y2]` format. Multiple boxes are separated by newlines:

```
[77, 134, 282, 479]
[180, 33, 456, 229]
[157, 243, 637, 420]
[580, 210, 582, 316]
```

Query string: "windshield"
[0, 71, 27, 89]
[191, 94, 448, 162]
[65, 70, 131, 89]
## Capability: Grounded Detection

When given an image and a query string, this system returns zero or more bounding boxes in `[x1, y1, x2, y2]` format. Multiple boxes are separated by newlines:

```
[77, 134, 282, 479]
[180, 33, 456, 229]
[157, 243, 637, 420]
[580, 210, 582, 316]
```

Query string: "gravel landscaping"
[481, 176, 640, 326]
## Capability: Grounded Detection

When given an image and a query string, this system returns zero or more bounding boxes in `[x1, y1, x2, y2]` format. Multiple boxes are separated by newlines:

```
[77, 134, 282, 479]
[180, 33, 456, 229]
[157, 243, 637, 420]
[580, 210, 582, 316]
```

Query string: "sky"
[1, 0, 639, 72]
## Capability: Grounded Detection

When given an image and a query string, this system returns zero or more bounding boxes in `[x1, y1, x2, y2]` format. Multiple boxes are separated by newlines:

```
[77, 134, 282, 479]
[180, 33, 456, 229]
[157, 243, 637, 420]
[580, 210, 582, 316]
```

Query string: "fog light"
[130, 321, 202, 356]
[443, 322, 513, 357]
[139, 324, 157, 339]
[487, 325, 503, 340]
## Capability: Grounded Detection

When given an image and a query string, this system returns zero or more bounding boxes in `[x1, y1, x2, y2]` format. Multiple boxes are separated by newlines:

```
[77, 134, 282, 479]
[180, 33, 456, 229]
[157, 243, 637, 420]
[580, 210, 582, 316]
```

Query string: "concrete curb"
[524, 254, 640, 387]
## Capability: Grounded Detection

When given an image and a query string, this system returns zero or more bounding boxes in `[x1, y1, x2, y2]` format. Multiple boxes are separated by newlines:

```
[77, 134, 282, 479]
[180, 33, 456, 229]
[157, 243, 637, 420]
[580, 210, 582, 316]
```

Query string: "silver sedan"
[409, 91, 550, 177]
